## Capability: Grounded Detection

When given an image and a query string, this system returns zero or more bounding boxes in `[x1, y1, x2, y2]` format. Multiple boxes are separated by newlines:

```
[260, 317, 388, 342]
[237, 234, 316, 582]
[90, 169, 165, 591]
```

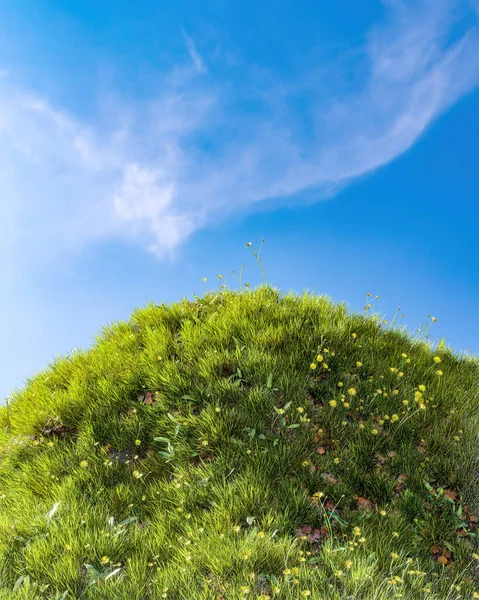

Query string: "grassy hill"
[1, 286, 479, 599]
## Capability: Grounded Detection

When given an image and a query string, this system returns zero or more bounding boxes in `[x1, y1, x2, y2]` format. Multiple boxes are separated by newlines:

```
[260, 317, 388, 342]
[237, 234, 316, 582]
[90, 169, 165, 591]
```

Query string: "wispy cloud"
[1, 0, 478, 264]
[181, 27, 207, 74]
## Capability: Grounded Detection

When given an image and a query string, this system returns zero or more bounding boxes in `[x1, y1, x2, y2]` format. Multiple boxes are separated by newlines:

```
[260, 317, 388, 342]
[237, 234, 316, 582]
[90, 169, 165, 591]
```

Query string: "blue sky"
[1, 0, 479, 402]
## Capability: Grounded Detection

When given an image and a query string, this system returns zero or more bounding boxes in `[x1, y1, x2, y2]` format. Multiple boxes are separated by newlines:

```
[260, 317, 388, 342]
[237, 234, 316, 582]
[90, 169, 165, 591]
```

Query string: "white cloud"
[181, 28, 207, 74]
[1, 0, 478, 264]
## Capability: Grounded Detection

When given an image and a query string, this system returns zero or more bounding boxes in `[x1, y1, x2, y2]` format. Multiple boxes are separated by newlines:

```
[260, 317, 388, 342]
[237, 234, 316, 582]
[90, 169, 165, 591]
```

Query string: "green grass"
[1, 284, 479, 599]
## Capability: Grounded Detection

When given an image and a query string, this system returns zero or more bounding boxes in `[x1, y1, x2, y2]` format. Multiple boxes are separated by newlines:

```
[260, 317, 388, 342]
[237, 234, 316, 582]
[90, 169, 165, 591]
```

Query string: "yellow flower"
[356, 361, 363, 367]
[433, 356, 441, 363]
[334, 457, 340, 464]
[391, 552, 399, 559]
[100, 556, 110, 564]
[338, 382, 344, 388]
[301, 592, 311, 597]
[359, 537, 365, 543]
[317, 355, 324, 362]
[392, 389, 399, 395]
[352, 333, 357, 339]
[391, 414, 399, 422]
[297, 407, 304, 413]
[473, 592, 479, 599]
[348, 387, 357, 396]
[233, 525, 241, 533]
[329, 400, 337, 408]
[343, 402, 350, 408]
[310, 363, 317, 370]
[215, 407, 221, 412]
[371, 429, 379, 435]
[402, 400, 409, 406]
[257, 531, 265, 538]
[392, 531, 399, 537]
[436, 370, 443, 376]
[353, 526, 361, 536]
[390, 367, 398, 373]
[323, 363, 328, 369]
[418, 384, 426, 392]
[397, 372, 404, 377]
[380, 510, 386, 516]
[135, 439, 141, 446]
[401, 353, 408, 358]
[80, 460, 88, 468]
[201, 277, 206, 282]
[201, 440, 208, 446]
[345, 559, 353, 569]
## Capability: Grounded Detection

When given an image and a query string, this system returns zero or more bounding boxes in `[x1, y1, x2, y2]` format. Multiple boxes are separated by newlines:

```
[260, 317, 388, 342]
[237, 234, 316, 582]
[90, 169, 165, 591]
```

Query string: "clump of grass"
[1, 248, 479, 599]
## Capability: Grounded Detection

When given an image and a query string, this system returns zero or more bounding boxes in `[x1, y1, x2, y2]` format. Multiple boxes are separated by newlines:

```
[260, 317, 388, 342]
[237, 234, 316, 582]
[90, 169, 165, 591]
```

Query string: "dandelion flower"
[317, 355, 324, 362]
[419, 384, 426, 392]
[433, 356, 441, 363]
[371, 429, 379, 435]
[80, 460, 88, 468]
[329, 400, 337, 408]
[135, 439, 141, 446]
[356, 361, 363, 367]
[436, 370, 443, 376]
[348, 387, 357, 396]
[310, 363, 317, 370]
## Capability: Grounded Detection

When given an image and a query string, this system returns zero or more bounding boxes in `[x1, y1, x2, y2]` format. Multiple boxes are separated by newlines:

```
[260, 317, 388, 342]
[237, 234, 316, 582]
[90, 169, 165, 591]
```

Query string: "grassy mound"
[1, 286, 479, 600]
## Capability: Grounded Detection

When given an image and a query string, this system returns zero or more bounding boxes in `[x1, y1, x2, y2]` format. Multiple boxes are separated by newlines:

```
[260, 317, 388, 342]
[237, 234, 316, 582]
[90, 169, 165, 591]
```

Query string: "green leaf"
[287, 423, 300, 429]
[267, 373, 273, 389]
[181, 395, 197, 402]
[158, 451, 173, 458]
[118, 516, 138, 527]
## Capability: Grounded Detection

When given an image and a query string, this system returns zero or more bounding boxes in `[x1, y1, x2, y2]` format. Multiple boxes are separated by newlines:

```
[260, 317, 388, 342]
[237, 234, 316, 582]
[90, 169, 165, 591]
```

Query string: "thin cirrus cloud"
[1, 0, 479, 265]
